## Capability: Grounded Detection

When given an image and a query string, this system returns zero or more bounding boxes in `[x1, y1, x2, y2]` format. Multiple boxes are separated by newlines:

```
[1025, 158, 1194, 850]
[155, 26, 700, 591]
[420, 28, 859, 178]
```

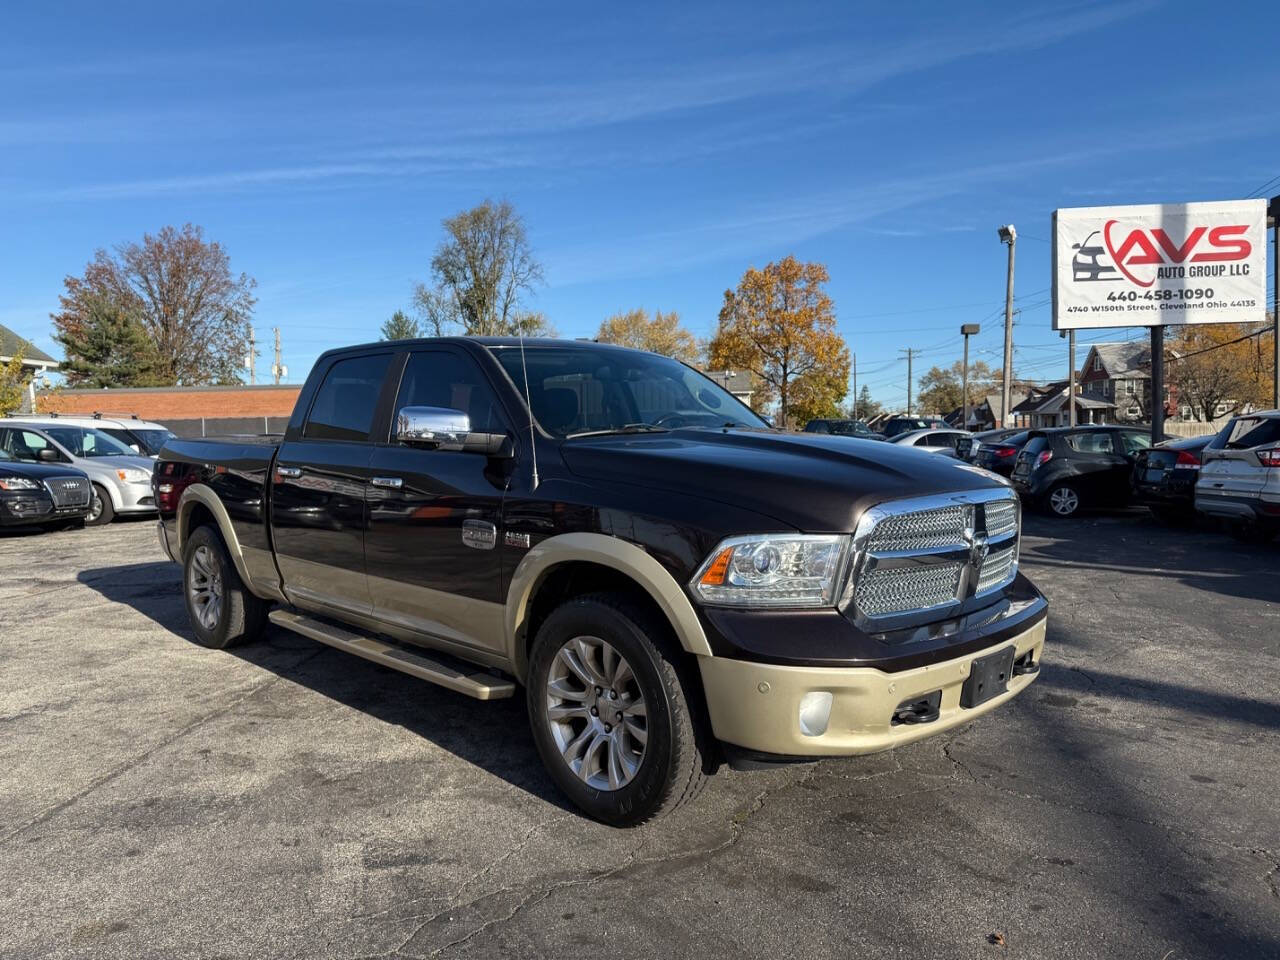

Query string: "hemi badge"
[504, 531, 531, 549]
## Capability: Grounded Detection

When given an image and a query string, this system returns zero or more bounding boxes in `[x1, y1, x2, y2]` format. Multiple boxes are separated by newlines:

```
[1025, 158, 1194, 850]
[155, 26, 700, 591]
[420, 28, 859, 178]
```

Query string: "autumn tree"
[707, 256, 849, 428]
[0, 347, 30, 414]
[1169, 322, 1274, 421]
[596, 309, 702, 363]
[380, 309, 421, 341]
[54, 295, 163, 388]
[412, 199, 552, 337]
[916, 359, 995, 416]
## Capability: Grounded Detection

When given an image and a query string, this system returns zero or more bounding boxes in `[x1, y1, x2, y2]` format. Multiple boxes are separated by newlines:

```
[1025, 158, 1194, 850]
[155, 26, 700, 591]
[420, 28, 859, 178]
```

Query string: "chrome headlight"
[690, 534, 848, 608]
[0, 476, 41, 490]
[117, 468, 151, 484]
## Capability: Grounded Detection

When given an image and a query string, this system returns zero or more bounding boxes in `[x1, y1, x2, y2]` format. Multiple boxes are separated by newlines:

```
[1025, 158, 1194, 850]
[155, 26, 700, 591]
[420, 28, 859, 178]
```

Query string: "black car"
[1131, 434, 1216, 524]
[880, 415, 950, 439]
[0, 447, 93, 529]
[1012, 425, 1167, 517]
[803, 418, 885, 440]
[966, 429, 1029, 475]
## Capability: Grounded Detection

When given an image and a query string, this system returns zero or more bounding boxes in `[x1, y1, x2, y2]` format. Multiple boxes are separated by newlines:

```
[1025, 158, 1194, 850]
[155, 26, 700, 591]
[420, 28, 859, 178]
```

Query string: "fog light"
[798, 691, 833, 737]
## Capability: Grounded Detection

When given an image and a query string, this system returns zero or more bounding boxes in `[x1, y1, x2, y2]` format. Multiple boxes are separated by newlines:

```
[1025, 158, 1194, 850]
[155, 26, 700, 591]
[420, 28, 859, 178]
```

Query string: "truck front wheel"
[182, 524, 270, 649]
[527, 593, 710, 826]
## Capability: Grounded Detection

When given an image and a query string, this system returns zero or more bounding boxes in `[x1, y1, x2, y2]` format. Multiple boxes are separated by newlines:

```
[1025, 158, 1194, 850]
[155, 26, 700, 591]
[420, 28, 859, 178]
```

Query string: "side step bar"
[268, 609, 516, 701]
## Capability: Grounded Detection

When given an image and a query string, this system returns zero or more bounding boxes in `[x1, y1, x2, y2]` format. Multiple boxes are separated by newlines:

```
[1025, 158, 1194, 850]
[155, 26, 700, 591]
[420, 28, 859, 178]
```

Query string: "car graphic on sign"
[1071, 230, 1121, 282]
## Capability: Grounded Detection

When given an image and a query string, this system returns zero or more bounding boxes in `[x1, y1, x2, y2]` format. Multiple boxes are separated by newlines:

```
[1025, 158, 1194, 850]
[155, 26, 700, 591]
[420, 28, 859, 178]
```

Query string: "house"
[0, 324, 59, 412]
[1010, 380, 1117, 427]
[1079, 341, 1176, 423]
[967, 391, 1029, 430]
[702, 370, 755, 406]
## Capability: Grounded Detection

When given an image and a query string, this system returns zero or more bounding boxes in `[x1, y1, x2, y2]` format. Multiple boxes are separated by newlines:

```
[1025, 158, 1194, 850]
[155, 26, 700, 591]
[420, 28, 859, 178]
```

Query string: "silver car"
[0, 422, 157, 526]
[887, 428, 970, 457]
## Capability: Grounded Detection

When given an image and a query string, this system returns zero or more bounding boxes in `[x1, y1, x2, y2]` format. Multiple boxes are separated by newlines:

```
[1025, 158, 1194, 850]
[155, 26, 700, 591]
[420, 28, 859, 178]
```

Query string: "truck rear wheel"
[526, 593, 710, 826]
[182, 524, 270, 649]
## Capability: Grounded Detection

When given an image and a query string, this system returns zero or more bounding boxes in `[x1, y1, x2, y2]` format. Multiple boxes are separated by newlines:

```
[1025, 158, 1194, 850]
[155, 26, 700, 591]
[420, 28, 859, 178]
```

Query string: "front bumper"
[114, 484, 158, 514]
[698, 617, 1046, 757]
[0, 491, 89, 525]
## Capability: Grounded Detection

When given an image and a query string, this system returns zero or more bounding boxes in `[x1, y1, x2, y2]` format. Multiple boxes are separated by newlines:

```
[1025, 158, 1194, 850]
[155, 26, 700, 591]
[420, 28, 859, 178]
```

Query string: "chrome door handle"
[276, 466, 303, 478]
[370, 476, 403, 489]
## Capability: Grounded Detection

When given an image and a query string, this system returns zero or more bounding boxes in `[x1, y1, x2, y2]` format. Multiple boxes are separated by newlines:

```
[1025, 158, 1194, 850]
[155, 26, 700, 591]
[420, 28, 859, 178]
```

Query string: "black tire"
[1044, 482, 1082, 518]
[86, 484, 115, 526]
[526, 592, 712, 827]
[181, 524, 270, 649]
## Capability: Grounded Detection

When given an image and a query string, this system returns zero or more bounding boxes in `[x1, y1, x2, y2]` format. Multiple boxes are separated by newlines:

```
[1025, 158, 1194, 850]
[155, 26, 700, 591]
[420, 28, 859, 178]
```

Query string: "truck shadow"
[77, 561, 575, 815]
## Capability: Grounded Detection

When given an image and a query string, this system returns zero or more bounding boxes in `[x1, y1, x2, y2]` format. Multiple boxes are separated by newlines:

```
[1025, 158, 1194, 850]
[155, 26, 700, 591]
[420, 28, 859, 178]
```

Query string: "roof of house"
[1035, 392, 1117, 414]
[1088, 341, 1151, 380]
[0, 324, 57, 365]
[976, 391, 1029, 420]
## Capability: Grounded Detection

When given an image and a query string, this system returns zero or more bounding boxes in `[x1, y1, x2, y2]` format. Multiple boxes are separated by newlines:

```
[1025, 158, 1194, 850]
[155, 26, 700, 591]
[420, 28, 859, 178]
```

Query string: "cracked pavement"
[1, 512, 1278, 959]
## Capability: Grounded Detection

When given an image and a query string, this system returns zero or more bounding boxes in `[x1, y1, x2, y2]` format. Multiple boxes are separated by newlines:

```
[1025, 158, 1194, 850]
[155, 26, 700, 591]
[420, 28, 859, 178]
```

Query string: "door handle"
[276, 465, 303, 478]
[370, 476, 403, 489]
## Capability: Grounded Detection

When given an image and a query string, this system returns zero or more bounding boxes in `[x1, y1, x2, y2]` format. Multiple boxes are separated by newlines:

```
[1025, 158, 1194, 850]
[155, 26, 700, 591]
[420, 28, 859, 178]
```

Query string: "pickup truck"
[155, 337, 1048, 825]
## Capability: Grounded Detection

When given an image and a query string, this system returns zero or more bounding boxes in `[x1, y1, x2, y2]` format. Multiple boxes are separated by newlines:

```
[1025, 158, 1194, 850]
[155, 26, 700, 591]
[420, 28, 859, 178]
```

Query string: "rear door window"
[1065, 431, 1115, 454]
[304, 353, 393, 442]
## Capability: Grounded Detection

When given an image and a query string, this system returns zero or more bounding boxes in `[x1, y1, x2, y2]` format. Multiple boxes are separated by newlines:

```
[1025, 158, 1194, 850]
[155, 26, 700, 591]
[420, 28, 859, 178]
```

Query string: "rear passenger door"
[271, 351, 394, 618]
[1063, 430, 1122, 502]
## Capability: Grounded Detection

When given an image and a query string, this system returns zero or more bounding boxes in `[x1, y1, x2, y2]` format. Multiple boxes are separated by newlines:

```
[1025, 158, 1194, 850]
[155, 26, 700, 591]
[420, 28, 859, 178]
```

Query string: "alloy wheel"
[1049, 486, 1080, 516]
[187, 544, 224, 632]
[545, 636, 647, 791]
[86, 492, 103, 523]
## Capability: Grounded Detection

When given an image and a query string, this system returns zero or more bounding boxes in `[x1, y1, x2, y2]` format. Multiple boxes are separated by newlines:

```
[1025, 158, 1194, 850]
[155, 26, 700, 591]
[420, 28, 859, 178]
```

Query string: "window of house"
[303, 353, 392, 442]
[1093, 355, 1102, 372]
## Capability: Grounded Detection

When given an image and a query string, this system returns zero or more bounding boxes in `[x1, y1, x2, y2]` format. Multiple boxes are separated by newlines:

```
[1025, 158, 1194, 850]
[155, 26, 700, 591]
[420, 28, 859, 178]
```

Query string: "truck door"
[363, 348, 512, 657]
[271, 351, 393, 618]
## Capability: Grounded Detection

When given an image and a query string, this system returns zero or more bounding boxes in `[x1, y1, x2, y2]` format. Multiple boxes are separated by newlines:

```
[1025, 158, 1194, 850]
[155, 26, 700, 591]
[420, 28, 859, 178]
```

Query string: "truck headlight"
[117, 468, 151, 484]
[0, 476, 41, 490]
[691, 534, 848, 608]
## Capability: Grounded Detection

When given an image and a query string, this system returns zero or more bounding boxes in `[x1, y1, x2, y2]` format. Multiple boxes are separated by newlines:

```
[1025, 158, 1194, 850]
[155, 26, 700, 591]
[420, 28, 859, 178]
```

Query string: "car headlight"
[0, 476, 41, 490]
[690, 534, 848, 608]
[117, 468, 151, 484]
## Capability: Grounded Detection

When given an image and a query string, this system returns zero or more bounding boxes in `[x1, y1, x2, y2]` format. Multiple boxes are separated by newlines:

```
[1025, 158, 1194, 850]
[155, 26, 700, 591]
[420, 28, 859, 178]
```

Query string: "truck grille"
[846, 490, 1020, 625]
[44, 475, 91, 508]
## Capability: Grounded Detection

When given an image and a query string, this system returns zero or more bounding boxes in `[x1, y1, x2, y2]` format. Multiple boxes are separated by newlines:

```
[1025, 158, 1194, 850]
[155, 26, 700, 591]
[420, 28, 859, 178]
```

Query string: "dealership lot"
[1, 515, 1277, 959]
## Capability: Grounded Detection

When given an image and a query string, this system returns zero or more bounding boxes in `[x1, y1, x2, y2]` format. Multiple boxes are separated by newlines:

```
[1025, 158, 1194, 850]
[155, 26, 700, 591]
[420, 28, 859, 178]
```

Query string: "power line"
[1247, 173, 1280, 198]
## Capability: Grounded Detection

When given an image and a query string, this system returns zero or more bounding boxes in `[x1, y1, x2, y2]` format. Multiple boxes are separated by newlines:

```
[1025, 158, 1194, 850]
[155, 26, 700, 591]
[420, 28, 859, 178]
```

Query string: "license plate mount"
[960, 646, 1016, 709]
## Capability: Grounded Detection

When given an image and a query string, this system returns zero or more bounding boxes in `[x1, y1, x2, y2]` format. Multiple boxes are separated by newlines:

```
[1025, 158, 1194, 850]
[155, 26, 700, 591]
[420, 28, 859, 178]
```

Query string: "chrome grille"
[44, 476, 91, 508]
[846, 490, 1020, 624]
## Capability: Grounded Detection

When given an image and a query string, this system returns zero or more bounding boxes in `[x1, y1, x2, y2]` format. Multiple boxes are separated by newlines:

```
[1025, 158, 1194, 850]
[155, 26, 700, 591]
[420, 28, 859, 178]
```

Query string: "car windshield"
[43, 426, 135, 458]
[489, 345, 767, 438]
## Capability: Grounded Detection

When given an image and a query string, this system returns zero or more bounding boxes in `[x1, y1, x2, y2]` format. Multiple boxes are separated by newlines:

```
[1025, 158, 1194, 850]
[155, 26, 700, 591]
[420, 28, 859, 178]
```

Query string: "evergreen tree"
[55, 295, 164, 388]
[380, 309, 421, 341]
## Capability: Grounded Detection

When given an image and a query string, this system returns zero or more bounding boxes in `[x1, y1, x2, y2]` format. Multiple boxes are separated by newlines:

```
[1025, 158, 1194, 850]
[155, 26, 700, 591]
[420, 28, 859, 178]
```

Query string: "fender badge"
[461, 520, 497, 551]
[504, 531, 531, 549]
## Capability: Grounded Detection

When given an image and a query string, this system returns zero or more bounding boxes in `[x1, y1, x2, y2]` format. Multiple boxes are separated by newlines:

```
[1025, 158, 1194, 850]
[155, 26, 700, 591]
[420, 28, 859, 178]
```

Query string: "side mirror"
[395, 406, 513, 458]
[37, 448, 59, 463]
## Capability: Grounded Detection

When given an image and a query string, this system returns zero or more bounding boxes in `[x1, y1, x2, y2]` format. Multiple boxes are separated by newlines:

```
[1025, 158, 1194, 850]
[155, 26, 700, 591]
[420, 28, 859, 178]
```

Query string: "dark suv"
[1012, 426, 1167, 517]
[803, 418, 884, 440]
[880, 416, 949, 439]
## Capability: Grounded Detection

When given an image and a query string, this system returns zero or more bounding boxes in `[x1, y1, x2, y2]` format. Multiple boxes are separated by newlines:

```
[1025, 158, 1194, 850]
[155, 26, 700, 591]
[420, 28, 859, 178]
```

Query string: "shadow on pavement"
[76, 560, 574, 816]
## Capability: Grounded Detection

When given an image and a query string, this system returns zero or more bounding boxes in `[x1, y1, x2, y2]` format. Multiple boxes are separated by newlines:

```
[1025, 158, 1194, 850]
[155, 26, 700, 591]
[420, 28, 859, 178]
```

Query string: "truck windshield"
[489, 345, 767, 438]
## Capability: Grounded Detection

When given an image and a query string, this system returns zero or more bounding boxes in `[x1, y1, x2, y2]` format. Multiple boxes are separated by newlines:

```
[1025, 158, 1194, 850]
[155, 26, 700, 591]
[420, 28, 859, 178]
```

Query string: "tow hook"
[1012, 650, 1039, 677]
[891, 690, 942, 726]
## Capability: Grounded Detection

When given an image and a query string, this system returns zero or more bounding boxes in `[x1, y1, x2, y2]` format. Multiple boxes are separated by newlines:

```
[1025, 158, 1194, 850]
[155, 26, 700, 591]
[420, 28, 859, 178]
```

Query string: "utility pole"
[851, 353, 857, 420]
[998, 225, 1017, 427]
[272, 327, 286, 385]
[1151, 325, 1164, 444]
[246, 325, 256, 385]
[900, 348, 915, 415]
[960, 324, 980, 429]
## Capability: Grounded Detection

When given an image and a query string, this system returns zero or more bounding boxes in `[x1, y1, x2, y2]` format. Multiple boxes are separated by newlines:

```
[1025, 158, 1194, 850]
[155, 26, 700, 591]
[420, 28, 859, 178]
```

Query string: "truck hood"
[559, 428, 1007, 532]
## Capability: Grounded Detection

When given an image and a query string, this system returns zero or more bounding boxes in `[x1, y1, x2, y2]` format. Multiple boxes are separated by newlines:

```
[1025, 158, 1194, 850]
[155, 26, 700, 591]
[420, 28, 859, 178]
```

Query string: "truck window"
[393, 351, 505, 436]
[304, 353, 392, 442]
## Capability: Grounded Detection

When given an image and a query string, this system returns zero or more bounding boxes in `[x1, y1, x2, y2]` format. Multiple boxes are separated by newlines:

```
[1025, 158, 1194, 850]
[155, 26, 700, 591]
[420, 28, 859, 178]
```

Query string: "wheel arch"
[176, 484, 255, 589]
[506, 532, 712, 683]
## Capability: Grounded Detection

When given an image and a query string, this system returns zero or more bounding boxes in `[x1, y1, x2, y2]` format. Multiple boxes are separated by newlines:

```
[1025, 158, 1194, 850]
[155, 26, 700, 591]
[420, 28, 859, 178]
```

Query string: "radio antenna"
[519, 333, 540, 490]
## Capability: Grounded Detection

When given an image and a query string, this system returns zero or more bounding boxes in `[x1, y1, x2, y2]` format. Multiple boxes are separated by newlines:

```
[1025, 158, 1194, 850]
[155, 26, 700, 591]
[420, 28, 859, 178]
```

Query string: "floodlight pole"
[998, 225, 1017, 427]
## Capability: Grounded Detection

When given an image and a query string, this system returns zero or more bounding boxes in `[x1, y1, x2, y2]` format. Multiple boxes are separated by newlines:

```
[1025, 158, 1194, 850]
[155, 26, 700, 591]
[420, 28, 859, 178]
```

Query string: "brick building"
[36, 384, 302, 436]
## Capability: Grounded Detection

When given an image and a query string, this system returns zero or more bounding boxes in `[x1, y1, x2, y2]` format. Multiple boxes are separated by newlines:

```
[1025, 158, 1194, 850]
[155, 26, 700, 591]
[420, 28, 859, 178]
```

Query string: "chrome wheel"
[187, 544, 224, 632]
[545, 636, 647, 791]
[86, 492, 103, 523]
[1049, 486, 1080, 516]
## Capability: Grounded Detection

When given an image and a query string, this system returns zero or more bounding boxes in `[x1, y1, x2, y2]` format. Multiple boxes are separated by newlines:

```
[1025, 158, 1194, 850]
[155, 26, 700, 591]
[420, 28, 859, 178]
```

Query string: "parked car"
[957, 427, 1020, 464]
[972, 430, 1031, 477]
[1012, 425, 1166, 517]
[888, 428, 969, 456]
[0, 447, 93, 529]
[1131, 434, 1216, 524]
[5, 413, 176, 458]
[880, 416, 950, 439]
[155, 337, 1047, 825]
[1195, 410, 1280, 542]
[0, 422, 157, 526]
[802, 418, 885, 440]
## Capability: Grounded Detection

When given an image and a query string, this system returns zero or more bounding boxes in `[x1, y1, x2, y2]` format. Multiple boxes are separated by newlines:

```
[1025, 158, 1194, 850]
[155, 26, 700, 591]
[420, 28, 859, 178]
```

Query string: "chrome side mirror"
[395, 406, 471, 447]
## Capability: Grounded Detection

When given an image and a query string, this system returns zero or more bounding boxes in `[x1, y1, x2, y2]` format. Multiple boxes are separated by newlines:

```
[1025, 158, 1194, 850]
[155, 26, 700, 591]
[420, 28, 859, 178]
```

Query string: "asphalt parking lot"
[2, 513, 1278, 960]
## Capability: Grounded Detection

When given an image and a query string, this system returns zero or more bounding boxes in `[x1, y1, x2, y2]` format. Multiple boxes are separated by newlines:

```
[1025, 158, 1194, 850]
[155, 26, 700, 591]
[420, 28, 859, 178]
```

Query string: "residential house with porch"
[1079, 341, 1175, 423]
[0, 324, 59, 413]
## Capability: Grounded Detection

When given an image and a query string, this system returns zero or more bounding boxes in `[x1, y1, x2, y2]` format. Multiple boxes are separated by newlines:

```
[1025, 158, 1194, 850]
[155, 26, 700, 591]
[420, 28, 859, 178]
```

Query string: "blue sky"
[3, 0, 1278, 408]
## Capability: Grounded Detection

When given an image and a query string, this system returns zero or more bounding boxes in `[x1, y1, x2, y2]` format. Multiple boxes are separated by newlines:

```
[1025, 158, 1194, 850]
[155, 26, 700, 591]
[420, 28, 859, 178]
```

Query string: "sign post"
[1053, 199, 1268, 445]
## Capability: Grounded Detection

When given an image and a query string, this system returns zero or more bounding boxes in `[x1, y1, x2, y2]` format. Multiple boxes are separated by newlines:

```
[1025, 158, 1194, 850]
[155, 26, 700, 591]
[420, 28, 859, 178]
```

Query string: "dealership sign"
[1053, 199, 1267, 330]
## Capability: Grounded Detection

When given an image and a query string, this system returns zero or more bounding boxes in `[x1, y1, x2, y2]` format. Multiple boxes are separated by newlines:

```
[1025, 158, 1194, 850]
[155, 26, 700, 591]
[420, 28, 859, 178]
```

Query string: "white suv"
[1195, 410, 1280, 543]
[6, 413, 175, 458]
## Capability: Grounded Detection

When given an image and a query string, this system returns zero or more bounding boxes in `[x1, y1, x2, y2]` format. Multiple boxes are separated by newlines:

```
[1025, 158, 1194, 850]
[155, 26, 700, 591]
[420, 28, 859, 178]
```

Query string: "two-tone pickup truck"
[156, 337, 1047, 825]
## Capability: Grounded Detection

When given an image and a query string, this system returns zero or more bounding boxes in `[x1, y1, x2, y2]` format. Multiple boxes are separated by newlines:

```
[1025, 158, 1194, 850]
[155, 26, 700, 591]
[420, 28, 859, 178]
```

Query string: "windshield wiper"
[565, 423, 671, 439]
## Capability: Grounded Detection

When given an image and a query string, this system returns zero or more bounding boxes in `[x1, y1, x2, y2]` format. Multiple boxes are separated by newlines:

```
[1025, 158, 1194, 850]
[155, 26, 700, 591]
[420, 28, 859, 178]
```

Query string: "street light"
[997, 225, 1017, 427]
[960, 323, 980, 429]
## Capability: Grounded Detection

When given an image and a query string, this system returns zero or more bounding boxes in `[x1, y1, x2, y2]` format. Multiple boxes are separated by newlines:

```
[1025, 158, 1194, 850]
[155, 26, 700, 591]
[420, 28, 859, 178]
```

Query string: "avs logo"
[1072, 221, 1253, 287]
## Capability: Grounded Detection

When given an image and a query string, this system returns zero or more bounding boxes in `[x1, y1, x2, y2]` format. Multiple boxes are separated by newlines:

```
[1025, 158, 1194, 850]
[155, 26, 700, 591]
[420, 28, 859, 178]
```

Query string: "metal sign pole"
[1068, 330, 1077, 427]
[1150, 325, 1164, 444]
